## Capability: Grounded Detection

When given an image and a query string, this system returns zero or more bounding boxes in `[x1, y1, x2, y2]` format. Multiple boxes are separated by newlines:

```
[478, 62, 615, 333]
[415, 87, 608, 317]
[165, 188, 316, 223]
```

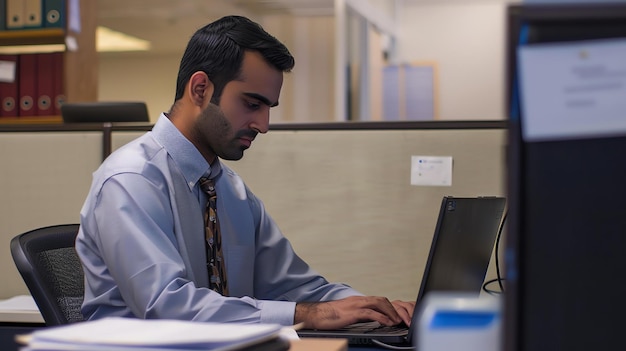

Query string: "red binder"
[52, 52, 65, 115]
[0, 54, 19, 117]
[36, 53, 55, 116]
[18, 54, 38, 116]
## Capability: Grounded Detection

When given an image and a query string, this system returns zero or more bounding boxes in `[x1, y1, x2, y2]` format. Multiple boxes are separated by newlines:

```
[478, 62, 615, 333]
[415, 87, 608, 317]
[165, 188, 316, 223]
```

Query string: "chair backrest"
[10, 224, 84, 326]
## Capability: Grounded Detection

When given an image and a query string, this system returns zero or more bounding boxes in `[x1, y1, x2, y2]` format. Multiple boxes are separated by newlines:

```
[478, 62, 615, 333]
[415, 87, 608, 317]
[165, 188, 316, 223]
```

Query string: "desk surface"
[290, 338, 348, 351]
[293, 339, 400, 351]
[0, 296, 44, 324]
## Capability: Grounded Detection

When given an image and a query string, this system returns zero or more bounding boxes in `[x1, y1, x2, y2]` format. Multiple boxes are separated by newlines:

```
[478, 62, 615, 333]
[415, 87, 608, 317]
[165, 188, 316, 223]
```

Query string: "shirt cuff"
[257, 300, 296, 326]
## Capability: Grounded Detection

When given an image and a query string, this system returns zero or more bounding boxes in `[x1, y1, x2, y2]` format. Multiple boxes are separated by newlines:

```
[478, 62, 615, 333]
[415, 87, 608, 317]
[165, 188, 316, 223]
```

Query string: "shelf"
[0, 116, 63, 125]
[0, 29, 65, 46]
[0, 1, 97, 126]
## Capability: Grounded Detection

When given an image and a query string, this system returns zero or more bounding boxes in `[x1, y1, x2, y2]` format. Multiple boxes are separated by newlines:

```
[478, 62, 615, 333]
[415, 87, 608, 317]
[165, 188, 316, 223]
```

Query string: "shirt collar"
[151, 113, 222, 190]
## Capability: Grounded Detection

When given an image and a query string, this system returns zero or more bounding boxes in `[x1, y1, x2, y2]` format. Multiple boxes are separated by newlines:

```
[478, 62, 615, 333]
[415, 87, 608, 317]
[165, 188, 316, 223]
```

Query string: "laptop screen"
[417, 196, 506, 302]
[405, 196, 505, 344]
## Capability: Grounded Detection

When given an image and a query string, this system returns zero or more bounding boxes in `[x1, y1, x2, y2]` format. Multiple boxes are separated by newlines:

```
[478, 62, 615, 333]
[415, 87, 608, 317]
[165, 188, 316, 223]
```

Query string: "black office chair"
[10, 224, 85, 326]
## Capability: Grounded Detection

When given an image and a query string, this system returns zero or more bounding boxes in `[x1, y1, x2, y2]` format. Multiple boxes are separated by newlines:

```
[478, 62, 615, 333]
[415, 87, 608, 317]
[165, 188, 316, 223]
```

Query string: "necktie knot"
[199, 177, 216, 196]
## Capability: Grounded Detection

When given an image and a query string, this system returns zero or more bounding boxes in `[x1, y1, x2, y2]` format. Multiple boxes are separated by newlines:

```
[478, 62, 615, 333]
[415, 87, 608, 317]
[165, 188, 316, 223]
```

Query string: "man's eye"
[246, 101, 261, 110]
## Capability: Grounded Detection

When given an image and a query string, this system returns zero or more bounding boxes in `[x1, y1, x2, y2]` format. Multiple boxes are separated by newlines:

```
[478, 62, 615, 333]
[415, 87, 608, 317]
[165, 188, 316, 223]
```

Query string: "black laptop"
[297, 196, 506, 346]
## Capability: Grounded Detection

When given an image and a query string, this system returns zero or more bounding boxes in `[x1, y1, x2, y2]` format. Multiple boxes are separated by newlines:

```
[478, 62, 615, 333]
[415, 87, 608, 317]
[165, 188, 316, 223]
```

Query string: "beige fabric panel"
[0, 132, 102, 298]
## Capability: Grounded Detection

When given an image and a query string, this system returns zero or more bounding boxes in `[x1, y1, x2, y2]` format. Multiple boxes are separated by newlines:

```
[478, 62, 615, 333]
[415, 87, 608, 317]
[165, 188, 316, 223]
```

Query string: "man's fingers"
[350, 296, 402, 325]
[350, 308, 393, 325]
[391, 300, 415, 326]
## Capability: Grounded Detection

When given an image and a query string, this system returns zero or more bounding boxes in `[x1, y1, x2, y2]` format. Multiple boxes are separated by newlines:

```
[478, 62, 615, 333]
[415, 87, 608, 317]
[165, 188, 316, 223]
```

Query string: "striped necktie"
[199, 177, 229, 295]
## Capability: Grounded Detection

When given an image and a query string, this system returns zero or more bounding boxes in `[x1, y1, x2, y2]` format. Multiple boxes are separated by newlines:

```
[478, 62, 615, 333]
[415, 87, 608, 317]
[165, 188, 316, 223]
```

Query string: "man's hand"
[390, 300, 415, 326]
[294, 296, 414, 330]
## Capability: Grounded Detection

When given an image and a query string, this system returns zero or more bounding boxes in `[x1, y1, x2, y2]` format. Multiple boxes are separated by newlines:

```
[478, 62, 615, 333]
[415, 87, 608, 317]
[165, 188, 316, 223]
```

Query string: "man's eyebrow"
[243, 92, 279, 107]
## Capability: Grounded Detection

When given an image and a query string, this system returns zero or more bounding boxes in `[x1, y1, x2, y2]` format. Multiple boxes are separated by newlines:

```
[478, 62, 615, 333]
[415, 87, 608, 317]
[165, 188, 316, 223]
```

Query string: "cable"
[481, 210, 508, 295]
[482, 278, 507, 295]
[494, 210, 507, 293]
[371, 339, 416, 350]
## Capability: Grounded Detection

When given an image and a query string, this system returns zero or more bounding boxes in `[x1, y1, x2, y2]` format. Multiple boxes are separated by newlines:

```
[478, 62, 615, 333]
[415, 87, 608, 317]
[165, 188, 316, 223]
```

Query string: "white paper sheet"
[410, 156, 453, 186]
[518, 38, 626, 141]
[0, 295, 39, 311]
[22, 317, 283, 351]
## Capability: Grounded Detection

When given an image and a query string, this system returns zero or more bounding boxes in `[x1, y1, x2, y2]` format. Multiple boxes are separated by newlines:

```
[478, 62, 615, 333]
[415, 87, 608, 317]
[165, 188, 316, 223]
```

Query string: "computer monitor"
[61, 102, 150, 123]
[505, 3, 626, 351]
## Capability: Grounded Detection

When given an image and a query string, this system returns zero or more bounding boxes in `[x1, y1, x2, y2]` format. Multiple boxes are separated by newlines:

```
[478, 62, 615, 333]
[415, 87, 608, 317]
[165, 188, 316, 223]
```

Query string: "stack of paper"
[17, 317, 286, 351]
[0, 295, 39, 311]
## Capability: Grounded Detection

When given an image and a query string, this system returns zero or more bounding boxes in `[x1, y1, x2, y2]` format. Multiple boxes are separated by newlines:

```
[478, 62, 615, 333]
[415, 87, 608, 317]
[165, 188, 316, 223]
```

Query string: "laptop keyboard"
[337, 321, 408, 334]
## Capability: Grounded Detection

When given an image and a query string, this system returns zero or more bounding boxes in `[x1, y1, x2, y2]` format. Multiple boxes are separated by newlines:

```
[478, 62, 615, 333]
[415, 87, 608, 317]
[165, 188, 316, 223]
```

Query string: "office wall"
[263, 15, 336, 123]
[98, 1, 516, 123]
[98, 53, 180, 121]
[396, 0, 512, 120]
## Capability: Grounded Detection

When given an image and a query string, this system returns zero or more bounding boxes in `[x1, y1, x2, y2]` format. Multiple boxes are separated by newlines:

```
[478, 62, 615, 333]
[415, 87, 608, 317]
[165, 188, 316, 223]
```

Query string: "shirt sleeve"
[83, 172, 298, 325]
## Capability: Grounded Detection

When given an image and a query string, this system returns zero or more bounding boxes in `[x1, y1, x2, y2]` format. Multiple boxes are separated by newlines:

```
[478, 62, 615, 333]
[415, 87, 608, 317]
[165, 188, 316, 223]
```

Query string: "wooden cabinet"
[0, 0, 97, 124]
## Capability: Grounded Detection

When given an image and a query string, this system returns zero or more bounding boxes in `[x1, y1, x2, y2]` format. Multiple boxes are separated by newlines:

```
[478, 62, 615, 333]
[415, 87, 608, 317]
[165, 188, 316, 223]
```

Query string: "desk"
[0, 296, 45, 351]
[347, 346, 395, 351]
[296, 337, 397, 351]
[0, 295, 44, 324]
[292, 339, 401, 351]
[290, 338, 348, 351]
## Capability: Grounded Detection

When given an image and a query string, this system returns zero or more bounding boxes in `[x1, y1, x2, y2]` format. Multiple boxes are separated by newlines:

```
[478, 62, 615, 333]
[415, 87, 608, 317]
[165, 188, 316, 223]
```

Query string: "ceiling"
[96, 0, 335, 56]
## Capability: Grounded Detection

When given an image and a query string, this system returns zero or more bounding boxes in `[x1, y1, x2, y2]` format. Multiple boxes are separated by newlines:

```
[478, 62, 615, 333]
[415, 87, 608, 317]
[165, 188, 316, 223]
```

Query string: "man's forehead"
[230, 52, 283, 104]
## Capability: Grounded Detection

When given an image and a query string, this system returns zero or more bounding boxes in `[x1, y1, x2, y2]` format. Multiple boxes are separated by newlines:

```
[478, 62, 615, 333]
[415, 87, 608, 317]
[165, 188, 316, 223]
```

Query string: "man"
[76, 15, 414, 329]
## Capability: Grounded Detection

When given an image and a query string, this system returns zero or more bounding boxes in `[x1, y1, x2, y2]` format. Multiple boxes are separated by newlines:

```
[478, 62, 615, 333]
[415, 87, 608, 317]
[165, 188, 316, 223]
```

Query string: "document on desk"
[0, 295, 44, 323]
[0, 295, 39, 311]
[18, 317, 285, 351]
[518, 37, 626, 142]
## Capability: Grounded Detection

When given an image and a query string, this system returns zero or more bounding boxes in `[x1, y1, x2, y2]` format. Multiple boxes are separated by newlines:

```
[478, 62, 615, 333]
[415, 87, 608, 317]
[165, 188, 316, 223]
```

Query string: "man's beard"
[197, 103, 246, 161]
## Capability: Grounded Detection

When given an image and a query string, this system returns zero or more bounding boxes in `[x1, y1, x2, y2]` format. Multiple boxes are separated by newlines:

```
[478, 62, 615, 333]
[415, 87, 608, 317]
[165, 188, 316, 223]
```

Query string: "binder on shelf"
[0, 54, 19, 118]
[44, 0, 66, 28]
[0, 0, 7, 30]
[5, 0, 23, 29]
[36, 53, 55, 116]
[18, 54, 38, 117]
[24, 0, 43, 29]
[52, 52, 65, 115]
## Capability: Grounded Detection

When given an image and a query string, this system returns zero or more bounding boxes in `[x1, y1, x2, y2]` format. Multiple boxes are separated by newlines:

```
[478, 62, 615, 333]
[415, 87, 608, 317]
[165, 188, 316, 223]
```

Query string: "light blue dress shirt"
[76, 114, 361, 326]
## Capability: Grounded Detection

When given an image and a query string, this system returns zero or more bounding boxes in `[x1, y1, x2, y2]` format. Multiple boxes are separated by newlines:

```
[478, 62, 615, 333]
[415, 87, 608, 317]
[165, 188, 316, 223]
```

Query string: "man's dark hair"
[174, 15, 295, 104]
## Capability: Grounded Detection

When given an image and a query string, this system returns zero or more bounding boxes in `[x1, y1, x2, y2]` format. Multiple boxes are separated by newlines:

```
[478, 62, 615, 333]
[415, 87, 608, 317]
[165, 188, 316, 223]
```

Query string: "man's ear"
[188, 71, 215, 107]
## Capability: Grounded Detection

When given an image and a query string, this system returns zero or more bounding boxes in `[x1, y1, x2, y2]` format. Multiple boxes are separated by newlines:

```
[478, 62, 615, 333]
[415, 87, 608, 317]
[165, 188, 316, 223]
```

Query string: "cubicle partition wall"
[0, 125, 106, 299]
[1, 121, 506, 301]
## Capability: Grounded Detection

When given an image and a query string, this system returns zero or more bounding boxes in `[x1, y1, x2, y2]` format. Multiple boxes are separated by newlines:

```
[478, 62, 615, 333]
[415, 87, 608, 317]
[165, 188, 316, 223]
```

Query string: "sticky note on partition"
[411, 156, 453, 186]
